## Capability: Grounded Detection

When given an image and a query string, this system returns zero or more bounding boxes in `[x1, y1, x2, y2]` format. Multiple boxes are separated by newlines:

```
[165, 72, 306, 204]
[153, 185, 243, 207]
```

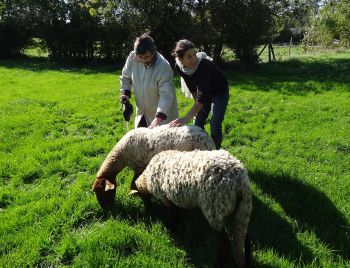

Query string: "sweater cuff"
[155, 112, 167, 121]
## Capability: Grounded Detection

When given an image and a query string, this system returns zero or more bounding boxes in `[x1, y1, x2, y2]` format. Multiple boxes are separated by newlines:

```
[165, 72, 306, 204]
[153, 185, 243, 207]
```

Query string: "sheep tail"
[232, 184, 253, 268]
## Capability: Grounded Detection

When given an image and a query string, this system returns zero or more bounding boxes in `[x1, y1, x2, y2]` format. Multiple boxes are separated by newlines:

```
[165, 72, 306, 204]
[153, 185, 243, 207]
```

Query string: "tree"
[120, 0, 194, 62]
[265, 0, 321, 43]
[303, 0, 350, 47]
[0, 0, 34, 58]
[1, 0, 294, 65]
[206, 0, 273, 66]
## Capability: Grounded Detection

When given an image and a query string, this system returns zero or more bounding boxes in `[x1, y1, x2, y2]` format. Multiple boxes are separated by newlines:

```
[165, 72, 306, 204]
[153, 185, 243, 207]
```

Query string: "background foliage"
[3, 0, 349, 65]
[303, 0, 350, 48]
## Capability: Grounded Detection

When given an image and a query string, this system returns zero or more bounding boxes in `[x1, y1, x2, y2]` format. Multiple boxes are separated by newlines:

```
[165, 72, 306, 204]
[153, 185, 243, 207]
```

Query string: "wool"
[135, 149, 252, 268]
[92, 125, 215, 209]
[96, 125, 215, 179]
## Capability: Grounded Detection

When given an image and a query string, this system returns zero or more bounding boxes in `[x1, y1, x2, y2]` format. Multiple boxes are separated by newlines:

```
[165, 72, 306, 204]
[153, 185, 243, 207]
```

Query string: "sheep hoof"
[128, 190, 139, 196]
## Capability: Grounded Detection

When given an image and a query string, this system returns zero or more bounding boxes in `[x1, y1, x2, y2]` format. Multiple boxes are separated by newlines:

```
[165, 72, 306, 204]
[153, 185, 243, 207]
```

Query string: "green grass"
[1, 48, 350, 267]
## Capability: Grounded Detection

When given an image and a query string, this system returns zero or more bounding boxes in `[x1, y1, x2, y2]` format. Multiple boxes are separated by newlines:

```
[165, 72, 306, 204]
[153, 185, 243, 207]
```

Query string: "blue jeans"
[194, 90, 229, 149]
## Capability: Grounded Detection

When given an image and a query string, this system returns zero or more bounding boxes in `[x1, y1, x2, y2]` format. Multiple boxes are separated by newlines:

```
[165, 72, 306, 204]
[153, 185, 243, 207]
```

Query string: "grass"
[0, 48, 350, 267]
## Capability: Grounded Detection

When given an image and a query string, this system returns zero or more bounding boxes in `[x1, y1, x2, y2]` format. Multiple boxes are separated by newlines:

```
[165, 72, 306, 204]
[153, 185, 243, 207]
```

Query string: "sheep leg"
[244, 233, 252, 268]
[164, 203, 183, 230]
[231, 187, 252, 268]
[131, 173, 152, 208]
[130, 172, 140, 191]
[215, 229, 231, 268]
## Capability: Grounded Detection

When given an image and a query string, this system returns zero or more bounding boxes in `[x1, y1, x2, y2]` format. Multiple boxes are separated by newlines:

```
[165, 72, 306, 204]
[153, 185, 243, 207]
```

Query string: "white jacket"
[120, 51, 178, 127]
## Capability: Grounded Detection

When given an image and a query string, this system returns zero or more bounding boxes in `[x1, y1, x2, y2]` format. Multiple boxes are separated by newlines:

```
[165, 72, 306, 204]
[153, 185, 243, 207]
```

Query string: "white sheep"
[92, 125, 215, 209]
[132, 149, 252, 268]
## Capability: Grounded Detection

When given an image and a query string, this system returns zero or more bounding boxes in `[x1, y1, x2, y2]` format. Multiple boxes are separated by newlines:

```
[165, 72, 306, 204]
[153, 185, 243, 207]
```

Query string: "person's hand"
[120, 94, 129, 104]
[148, 117, 162, 129]
[169, 118, 188, 127]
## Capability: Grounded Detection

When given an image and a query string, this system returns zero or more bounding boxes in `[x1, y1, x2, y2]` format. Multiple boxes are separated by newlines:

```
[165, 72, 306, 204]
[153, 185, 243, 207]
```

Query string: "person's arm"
[169, 101, 203, 127]
[119, 52, 134, 103]
[170, 62, 210, 127]
[148, 112, 166, 128]
[149, 66, 177, 128]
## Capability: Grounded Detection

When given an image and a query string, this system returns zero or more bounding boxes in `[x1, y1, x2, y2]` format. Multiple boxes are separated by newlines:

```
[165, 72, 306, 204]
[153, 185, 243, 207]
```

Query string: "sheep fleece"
[97, 125, 215, 177]
[138, 150, 252, 231]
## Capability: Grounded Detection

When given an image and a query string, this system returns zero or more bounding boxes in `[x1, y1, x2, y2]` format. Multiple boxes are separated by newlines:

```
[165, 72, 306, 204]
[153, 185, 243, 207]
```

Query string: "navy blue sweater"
[175, 58, 228, 104]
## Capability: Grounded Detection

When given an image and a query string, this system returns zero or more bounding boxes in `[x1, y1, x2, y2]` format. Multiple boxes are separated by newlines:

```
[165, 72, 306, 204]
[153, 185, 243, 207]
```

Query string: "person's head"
[172, 39, 197, 68]
[134, 33, 156, 65]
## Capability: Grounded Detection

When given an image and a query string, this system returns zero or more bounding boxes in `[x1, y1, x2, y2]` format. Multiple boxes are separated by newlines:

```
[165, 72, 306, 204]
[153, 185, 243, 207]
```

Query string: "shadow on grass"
[250, 196, 314, 264]
[108, 191, 312, 266]
[109, 197, 229, 267]
[251, 171, 350, 261]
[226, 58, 350, 95]
[2, 55, 350, 94]
[106, 170, 350, 267]
[0, 55, 120, 74]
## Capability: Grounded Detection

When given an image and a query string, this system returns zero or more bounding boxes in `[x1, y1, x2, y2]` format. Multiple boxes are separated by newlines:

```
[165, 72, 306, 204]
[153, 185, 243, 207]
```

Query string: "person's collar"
[176, 55, 199, 76]
[176, 52, 212, 75]
[144, 52, 157, 68]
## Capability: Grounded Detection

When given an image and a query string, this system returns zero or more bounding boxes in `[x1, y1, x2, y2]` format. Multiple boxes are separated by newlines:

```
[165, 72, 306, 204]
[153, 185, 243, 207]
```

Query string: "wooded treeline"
[0, 0, 349, 65]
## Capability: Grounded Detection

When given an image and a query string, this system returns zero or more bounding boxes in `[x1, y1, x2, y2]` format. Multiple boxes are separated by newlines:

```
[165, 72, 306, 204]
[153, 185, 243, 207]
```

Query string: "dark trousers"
[137, 115, 148, 128]
[194, 90, 229, 149]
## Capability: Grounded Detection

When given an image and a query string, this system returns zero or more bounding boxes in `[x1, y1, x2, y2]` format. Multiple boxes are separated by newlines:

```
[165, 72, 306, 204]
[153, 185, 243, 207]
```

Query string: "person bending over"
[170, 39, 229, 149]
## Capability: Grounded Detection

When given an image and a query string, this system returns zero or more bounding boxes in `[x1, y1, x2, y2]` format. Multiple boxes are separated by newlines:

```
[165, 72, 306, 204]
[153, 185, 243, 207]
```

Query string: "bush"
[218, 0, 273, 66]
[0, 19, 31, 59]
[303, 0, 350, 48]
[97, 24, 131, 63]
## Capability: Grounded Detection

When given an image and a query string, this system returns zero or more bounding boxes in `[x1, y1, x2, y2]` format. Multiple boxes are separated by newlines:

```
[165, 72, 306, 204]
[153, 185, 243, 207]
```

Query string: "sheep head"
[92, 177, 116, 210]
[128, 174, 151, 196]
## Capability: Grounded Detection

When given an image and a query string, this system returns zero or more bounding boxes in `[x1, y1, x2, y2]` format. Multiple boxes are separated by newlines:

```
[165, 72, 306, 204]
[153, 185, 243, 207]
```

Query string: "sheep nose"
[93, 178, 116, 210]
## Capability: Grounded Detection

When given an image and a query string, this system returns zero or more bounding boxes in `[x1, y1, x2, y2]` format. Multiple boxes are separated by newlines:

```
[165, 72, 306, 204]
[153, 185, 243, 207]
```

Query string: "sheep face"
[129, 174, 151, 196]
[94, 125, 215, 210]
[92, 177, 116, 210]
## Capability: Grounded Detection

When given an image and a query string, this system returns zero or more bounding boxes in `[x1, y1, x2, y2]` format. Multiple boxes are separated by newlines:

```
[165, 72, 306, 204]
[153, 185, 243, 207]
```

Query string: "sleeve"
[119, 52, 134, 93]
[156, 66, 176, 117]
[196, 64, 211, 104]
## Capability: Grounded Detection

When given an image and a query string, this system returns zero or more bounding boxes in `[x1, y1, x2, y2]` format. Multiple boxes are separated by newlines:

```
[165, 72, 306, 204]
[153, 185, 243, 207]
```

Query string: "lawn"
[0, 48, 349, 267]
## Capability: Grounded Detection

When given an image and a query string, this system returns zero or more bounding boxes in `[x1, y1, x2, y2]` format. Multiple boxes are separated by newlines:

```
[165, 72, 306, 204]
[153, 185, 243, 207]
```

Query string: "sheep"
[92, 125, 216, 209]
[131, 149, 252, 268]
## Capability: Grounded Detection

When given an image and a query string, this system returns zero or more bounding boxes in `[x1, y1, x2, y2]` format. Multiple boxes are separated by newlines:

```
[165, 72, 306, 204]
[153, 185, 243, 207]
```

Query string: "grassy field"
[0, 48, 349, 267]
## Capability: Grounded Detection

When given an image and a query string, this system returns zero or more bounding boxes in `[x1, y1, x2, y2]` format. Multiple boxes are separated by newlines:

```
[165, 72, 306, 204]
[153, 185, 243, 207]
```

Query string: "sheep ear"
[128, 190, 139, 196]
[105, 180, 115, 191]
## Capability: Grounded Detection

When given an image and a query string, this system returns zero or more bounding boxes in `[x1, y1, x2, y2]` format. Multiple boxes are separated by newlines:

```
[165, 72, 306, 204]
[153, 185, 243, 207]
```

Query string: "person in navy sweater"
[169, 39, 229, 149]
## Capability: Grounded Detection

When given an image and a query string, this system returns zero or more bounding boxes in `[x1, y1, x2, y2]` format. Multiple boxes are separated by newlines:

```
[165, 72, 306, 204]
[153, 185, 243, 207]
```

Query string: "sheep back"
[119, 125, 216, 173]
[139, 149, 251, 231]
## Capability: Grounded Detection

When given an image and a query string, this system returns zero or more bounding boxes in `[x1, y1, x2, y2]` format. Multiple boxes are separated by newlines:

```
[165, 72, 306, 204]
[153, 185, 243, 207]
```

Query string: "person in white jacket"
[120, 33, 178, 128]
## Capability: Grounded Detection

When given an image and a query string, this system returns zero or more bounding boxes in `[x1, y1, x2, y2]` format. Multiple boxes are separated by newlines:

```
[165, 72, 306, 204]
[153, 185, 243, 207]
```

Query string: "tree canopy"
[303, 0, 350, 47]
[1, 0, 346, 65]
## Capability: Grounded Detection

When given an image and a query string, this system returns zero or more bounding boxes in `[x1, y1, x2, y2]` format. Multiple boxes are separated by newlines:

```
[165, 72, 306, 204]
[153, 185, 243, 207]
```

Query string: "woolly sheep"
[92, 125, 215, 209]
[132, 149, 252, 268]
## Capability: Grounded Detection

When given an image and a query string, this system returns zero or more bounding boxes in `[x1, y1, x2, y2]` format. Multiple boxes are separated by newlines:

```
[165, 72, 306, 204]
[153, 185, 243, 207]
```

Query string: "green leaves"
[303, 0, 350, 48]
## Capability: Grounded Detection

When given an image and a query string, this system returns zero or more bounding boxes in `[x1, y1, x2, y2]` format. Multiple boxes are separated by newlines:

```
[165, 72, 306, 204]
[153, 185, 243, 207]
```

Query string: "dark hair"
[134, 33, 156, 55]
[171, 39, 196, 58]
